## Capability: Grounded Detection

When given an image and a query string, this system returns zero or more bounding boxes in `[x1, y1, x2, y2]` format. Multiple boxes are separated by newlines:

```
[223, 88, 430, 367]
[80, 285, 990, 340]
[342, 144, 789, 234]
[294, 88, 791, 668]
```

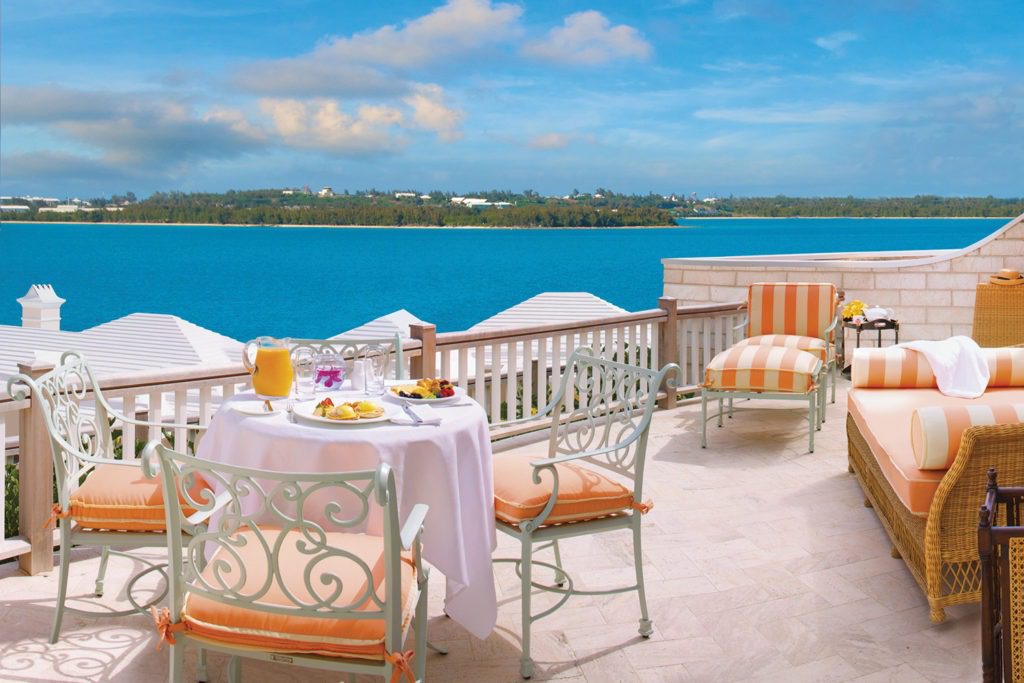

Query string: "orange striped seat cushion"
[911, 404, 1024, 469]
[849, 387, 1024, 516]
[182, 528, 415, 659]
[735, 334, 829, 363]
[852, 347, 1024, 389]
[703, 346, 821, 394]
[70, 463, 209, 532]
[747, 282, 838, 339]
[493, 454, 635, 525]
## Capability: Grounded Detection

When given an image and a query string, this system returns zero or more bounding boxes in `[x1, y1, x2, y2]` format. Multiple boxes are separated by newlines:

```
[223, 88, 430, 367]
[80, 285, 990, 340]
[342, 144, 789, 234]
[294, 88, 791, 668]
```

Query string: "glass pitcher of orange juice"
[243, 337, 294, 398]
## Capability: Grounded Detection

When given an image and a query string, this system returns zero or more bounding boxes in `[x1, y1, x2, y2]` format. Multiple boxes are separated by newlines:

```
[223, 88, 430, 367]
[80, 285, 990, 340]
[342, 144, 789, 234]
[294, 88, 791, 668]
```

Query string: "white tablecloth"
[196, 389, 497, 639]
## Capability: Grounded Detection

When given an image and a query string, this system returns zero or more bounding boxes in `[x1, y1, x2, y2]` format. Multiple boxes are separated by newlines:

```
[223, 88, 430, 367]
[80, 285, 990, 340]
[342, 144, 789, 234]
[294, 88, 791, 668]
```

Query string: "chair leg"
[227, 656, 241, 683]
[551, 540, 567, 587]
[727, 397, 734, 418]
[633, 519, 653, 638]
[717, 398, 724, 428]
[808, 394, 816, 453]
[95, 545, 110, 597]
[50, 523, 72, 644]
[700, 393, 708, 448]
[168, 641, 184, 683]
[196, 648, 208, 683]
[519, 536, 534, 679]
[830, 359, 837, 404]
[414, 575, 428, 682]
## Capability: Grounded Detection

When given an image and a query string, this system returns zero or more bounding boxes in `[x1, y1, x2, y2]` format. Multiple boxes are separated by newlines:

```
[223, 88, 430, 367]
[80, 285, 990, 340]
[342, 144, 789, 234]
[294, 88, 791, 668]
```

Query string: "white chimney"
[18, 284, 65, 330]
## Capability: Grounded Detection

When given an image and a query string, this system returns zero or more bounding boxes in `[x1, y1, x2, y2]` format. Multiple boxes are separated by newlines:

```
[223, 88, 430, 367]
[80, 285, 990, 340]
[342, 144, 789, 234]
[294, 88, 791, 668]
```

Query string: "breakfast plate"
[292, 396, 400, 426]
[388, 378, 465, 405]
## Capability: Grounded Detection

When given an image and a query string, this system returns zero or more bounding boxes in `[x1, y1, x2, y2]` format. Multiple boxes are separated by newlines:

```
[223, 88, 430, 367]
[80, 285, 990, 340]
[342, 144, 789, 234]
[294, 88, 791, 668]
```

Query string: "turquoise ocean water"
[0, 218, 1009, 341]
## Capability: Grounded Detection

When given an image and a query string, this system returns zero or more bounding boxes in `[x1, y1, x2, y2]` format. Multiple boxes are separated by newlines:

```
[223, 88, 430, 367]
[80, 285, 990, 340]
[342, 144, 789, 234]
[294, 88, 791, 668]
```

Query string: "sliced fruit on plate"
[313, 397, 335, 417]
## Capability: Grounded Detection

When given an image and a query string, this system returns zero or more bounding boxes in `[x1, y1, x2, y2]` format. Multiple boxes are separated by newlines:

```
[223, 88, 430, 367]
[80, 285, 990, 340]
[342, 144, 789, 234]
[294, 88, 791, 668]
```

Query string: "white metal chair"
[5, 351, 207, 645]
[491, 348, 679, 678]
[289, 335, 407, 380]
[143, 443, 429, 683]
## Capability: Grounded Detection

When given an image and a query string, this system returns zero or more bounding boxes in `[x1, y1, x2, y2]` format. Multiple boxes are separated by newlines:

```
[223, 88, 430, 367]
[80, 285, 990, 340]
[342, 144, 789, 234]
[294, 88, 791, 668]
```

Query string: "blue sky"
[1, 0, 1021, 198]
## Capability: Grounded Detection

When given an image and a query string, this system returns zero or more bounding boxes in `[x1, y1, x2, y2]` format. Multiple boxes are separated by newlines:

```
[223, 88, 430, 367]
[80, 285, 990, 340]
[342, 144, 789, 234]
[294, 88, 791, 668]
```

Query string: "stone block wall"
[663, 215, 1024, 342]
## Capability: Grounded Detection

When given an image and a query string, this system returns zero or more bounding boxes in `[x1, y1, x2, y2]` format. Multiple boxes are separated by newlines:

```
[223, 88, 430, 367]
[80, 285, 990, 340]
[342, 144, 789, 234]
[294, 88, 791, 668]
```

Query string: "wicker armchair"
[848, 418, 1024, 623]
[979, 469, 1024, 682]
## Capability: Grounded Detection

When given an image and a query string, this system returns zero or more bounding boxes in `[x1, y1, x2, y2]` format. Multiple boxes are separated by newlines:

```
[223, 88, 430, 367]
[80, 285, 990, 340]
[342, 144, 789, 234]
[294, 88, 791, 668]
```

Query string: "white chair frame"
[6, 351, 207, 646]
[492, 348, 680, 679]
[143, 444, 429, 683]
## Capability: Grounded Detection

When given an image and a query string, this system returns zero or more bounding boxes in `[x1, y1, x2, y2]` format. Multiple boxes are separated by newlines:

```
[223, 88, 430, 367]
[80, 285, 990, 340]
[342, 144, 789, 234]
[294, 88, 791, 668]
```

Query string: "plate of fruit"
[293, 396, 399, 425]
[389, 378, 463, 405]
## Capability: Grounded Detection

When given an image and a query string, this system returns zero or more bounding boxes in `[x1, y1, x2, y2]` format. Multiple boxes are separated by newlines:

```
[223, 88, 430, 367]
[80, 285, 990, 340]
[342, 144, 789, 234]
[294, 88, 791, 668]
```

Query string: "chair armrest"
[400, 503, 429, 551]
[184, 489, 233, 528]
[529, 440, 639, 469]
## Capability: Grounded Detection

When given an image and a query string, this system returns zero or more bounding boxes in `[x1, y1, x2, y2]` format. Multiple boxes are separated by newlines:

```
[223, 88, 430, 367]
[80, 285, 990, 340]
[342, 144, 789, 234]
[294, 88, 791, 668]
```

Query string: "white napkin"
[391, 403, 442, 426]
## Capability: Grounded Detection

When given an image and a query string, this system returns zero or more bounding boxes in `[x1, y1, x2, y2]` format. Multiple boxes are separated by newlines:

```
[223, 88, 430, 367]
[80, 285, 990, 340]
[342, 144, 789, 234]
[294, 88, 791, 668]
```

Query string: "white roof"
[332, 309, 426, 340]
[470, 292, 627, 332]
[0, 313, 243, 386]
[18, 284, 65, 305]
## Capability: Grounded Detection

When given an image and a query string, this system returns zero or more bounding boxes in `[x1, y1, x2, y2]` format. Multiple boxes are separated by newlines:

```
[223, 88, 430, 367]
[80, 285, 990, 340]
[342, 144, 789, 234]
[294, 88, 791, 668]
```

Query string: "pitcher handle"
[242, 340, 258, 375]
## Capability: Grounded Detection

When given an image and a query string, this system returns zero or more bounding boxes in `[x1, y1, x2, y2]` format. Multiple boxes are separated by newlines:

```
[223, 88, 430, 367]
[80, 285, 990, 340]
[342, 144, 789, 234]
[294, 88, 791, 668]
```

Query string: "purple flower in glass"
[316, 368, 343, 388]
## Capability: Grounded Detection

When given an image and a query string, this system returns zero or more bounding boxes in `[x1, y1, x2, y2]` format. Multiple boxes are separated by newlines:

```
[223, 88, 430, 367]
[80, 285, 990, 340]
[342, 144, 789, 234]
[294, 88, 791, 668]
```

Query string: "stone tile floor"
[0, 381, 983, 682]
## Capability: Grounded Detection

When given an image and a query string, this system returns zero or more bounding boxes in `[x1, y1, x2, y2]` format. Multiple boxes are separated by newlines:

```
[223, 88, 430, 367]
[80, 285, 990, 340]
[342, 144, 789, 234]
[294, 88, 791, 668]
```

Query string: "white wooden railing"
[1, 297, 745, 574]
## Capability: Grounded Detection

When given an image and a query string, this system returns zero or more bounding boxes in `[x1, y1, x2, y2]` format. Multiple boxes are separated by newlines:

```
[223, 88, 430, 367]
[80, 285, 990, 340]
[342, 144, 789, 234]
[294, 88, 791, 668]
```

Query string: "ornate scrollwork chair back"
[145, 442, 429, 683]
[289, 334, 406, 380]
[546, 349, 668, 490]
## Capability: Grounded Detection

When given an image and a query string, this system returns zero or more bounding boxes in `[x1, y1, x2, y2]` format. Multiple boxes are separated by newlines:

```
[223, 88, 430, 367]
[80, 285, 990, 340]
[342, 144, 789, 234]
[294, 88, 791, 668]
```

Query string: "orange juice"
[251, 347, 294, 397]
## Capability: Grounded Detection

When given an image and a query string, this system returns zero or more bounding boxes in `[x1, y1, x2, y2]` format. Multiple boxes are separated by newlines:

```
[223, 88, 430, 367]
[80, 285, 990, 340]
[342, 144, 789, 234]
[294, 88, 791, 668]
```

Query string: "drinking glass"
[314, 352, 346, 392]
[363, 344, 387, 396]
[293, 348, 316, 400]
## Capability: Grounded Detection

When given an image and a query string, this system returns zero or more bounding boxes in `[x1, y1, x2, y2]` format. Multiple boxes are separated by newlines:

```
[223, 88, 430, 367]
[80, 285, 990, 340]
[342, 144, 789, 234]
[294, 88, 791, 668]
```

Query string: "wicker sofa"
[847, 346, 1024, 623]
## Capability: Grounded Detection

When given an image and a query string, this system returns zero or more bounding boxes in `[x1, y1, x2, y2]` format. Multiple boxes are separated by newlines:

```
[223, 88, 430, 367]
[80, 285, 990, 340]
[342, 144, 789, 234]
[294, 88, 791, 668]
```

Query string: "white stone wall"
[663, 215, 1024, 342]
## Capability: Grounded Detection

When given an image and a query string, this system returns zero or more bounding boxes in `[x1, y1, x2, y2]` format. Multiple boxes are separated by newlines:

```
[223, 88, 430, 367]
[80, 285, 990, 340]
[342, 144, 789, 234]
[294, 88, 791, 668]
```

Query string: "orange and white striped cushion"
[746, 282, 838, 339]
[735, 334, 829, 363]
[852, 347, 1024, 389]
[850, 347, 937, 389]
[704, 346, 822, 394]
[985, 347, 1024, 387]
[911, 404, 1024, 469]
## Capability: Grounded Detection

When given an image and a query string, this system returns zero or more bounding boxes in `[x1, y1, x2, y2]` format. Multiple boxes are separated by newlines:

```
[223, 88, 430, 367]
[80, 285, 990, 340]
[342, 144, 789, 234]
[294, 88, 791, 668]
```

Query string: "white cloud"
[815, 30, 860, 53]
[522, 11, 652, 66]
[234, 0, 523, 97]
[403, 84, 464, 142]
[528, 132, 571, 150]
[260, 99, 406, 154]
[695, 103, 889, 125]
[701, 59, 780, 74]
[312, 0, 522, 70]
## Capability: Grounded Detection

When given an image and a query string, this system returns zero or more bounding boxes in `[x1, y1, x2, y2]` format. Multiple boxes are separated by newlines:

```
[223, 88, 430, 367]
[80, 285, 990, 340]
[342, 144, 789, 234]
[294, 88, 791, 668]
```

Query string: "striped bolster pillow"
[852, 347, 1024, 389]
[911, 404, 1024, 470]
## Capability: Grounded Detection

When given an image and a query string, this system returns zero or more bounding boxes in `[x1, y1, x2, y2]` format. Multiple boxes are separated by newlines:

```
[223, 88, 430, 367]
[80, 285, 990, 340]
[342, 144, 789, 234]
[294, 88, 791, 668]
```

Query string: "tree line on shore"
[6, 189, 1021, 225]
[711, 195, 1023, 218]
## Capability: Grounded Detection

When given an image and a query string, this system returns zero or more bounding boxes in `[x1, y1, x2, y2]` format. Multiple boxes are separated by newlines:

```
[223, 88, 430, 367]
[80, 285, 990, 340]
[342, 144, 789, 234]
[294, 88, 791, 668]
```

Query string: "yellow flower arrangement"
[842, 299, 866, 320]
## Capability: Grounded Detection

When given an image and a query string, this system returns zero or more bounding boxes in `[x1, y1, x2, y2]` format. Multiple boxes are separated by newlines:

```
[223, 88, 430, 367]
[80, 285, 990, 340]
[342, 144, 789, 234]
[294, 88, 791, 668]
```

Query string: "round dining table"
[195, 387, 497, 640]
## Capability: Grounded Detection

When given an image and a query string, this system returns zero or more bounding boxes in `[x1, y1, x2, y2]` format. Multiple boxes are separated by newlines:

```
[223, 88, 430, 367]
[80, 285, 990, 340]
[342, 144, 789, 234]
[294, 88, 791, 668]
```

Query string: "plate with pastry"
[388, 378, 464, 405]
[292, 396, 400, 425]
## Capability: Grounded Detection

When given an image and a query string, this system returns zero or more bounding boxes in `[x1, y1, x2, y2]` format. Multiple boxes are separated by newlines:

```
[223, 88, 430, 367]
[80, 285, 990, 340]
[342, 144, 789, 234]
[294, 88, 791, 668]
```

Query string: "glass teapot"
[243, 336, 294, 398]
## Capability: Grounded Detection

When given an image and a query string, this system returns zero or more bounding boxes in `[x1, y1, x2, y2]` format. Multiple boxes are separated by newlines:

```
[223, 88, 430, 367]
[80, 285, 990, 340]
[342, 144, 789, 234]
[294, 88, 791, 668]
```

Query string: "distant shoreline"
[1, 221, 687, 230]
[1, 216, 1012, 229]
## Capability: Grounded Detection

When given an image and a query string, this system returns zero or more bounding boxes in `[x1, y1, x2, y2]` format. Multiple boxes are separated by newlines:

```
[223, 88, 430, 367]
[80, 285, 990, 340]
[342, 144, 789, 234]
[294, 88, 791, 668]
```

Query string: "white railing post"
[16, 359, 55, 575]
[657, 297, 679, 409]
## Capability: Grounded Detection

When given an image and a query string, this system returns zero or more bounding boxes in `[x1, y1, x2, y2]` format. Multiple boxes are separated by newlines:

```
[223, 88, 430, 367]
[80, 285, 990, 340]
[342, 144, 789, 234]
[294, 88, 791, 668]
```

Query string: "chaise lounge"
[847, 345, 1024, 622]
